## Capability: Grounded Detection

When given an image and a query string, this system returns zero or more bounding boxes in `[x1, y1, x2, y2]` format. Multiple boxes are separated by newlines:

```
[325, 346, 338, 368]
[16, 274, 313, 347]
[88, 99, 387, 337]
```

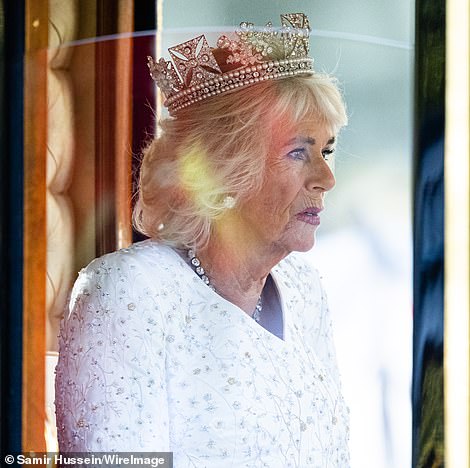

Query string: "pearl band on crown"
[148, 13, 314, 115]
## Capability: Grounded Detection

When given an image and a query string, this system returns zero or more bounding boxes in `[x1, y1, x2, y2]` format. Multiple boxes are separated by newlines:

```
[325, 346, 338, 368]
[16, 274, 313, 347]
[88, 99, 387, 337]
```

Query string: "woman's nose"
[306, 158, 336, 193]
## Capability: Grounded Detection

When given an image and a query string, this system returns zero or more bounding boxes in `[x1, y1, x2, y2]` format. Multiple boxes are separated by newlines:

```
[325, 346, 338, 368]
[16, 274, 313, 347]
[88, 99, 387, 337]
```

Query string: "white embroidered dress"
[55, 240, 350, 467]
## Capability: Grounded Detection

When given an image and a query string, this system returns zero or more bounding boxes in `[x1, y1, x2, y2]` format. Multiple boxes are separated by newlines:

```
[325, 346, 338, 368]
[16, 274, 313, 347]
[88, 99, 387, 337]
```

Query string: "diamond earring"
[223, 196, 236, 209]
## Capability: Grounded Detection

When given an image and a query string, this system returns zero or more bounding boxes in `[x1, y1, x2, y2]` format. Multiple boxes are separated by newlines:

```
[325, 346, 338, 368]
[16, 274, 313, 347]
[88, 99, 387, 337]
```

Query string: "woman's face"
[237, 118, 337, 258]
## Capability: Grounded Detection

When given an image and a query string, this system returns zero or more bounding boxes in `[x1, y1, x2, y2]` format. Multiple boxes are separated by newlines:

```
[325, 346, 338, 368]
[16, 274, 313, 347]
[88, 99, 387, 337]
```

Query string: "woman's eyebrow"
[285, 136, 316, 146]
[284, 136, 336, 147]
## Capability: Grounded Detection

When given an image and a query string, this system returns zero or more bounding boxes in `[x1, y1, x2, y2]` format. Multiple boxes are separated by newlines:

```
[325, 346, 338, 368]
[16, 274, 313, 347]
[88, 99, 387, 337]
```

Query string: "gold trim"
[23, 0, 48, 451]
[444, 0, 470, 464]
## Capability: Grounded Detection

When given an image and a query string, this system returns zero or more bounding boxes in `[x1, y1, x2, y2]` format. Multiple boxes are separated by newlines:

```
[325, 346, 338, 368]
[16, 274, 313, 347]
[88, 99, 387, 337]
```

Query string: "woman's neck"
[197, 231, 287, 315]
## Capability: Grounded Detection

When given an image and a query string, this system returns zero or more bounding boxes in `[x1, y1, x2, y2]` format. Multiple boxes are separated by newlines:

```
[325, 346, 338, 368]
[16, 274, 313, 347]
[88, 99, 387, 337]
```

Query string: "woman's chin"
[286, 232, 317, 253]
[295, 239, 316, 252]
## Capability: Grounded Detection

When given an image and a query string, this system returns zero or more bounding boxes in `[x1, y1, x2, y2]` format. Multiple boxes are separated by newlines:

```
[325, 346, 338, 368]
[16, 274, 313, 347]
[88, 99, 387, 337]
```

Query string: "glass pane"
[161, 2, 414, 467]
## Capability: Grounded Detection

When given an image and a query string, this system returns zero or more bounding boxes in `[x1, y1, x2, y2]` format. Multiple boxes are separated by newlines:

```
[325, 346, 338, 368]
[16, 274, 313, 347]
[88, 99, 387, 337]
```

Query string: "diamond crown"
[148, 13, 314, 115]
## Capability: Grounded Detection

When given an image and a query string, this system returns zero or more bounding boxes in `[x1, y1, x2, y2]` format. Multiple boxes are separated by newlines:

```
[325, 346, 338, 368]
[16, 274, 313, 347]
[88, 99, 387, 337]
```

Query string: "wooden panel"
[95, 0, 134, 255]
[23, 0, 48, 452]
[95, 36, 118, 254]
[115, 27, 134, 248]
[68, 41, 98, 271]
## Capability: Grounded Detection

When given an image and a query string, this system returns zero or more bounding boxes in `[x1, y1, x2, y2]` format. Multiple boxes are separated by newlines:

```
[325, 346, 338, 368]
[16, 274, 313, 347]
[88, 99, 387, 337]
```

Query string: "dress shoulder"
[55, 240, 173, 452]
[68, 240, 181, 314]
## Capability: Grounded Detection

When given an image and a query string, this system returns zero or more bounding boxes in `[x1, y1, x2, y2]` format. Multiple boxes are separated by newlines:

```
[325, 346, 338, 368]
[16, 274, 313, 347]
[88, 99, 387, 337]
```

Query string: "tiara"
[148, 13, 314, 115]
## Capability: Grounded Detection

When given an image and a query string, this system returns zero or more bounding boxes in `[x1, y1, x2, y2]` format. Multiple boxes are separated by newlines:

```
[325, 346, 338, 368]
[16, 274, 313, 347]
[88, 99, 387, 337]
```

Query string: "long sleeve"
[55, 251, 170, 451]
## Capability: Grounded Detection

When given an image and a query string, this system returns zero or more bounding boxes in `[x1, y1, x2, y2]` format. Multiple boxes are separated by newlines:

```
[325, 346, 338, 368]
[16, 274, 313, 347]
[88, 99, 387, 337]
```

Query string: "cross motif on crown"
[147, 13, 314, 113]
[147, 57, 182, 96]
[169, 35, 222, 87]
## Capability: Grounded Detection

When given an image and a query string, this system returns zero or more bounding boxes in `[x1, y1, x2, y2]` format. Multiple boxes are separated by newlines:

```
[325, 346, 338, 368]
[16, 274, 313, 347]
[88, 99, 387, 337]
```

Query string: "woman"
[55, 13, 350, 467]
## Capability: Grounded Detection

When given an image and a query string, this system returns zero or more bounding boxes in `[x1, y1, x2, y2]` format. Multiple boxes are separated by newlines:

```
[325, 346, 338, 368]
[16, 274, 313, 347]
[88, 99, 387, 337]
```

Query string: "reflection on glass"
[42, 1, 414, 465]
[162, 1, 413, 467]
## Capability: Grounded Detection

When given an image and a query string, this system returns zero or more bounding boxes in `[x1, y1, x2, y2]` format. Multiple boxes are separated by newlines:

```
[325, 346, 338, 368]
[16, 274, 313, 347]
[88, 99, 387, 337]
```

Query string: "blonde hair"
[133, 73, 347, 249]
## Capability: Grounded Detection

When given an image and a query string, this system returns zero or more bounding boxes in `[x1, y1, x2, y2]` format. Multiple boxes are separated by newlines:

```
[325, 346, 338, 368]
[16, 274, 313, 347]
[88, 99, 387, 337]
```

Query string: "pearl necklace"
[187, 249, 262, 322]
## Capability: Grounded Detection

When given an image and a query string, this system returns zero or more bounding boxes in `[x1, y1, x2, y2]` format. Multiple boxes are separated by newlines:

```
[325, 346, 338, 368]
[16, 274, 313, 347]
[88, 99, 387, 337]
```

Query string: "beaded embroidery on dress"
[55, 240, 350, 467]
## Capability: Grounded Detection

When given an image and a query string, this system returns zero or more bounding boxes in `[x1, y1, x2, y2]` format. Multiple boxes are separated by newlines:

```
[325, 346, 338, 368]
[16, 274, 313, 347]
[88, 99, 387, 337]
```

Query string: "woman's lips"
[295, 207, 322, 226]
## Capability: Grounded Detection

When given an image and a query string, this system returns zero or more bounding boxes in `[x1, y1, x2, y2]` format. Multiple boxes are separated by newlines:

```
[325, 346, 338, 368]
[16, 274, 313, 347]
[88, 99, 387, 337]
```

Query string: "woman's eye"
[287, 148, 307, 160]
[322, 148, 335, 161]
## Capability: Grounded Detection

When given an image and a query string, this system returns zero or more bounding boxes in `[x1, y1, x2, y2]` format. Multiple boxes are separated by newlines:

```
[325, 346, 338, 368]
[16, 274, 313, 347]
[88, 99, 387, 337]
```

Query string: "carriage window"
[19, 1, 417, 466]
